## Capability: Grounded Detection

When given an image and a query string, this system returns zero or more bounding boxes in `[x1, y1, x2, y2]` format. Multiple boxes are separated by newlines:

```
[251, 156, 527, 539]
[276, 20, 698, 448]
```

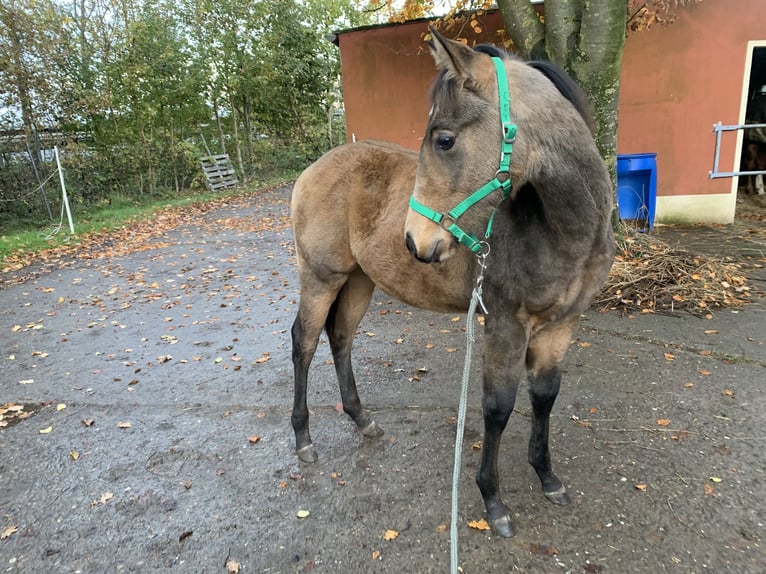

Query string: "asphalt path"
[1, 184, 764, 573]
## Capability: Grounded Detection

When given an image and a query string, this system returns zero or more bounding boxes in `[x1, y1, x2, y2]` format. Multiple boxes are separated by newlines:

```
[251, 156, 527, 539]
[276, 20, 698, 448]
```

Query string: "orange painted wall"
[618, 0, 765, 198]
[337, 4, 765, 206]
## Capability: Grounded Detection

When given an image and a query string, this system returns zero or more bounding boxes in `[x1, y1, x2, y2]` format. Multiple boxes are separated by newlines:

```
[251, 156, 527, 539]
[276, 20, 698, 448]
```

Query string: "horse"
[289, 29, 615, 538]
[741, 138, 766, 195]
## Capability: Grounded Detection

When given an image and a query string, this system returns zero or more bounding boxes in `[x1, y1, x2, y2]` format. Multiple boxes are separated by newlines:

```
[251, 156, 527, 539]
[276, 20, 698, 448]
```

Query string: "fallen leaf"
[92, 492, 114, 506]
[722, 389, 735, 397]
[704, 330, 719, 335]
[635, 484, 647, 491]
[296, 509, 310, 519]
[19, 379, 34, 385]
[372, 550, 381, 560]
[69, 450, 80, 460]
[436, 524, 448, 533]
[81, 418, 95, 426]
[704, 483, 715, 495]
[56, 403, 66, 411]
[698, 369, 712, 376]
[579, 341, 591, 347]
[710, 476, 722, 483]
[471, 441, 482, 450]
[468, 519, 490, 531]
[117, 421, 132, 428]
[383, 529, 399, 541]
[663, 352, 675, 361]
[179, 530, 193, 542]
[656, 419, 670, 426]
[255, 356, 270, 364]
[39, 425, 53, 434]
[684, 382, 695, 389]
[226, 559, 241, 573]
[248, 435, 261, 444]
[1, 525, 18, 540]
[529, 543, 558, 556]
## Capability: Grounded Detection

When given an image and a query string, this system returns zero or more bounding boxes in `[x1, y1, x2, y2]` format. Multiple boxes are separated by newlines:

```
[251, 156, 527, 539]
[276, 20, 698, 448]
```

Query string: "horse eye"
[436, 134, 455, 151]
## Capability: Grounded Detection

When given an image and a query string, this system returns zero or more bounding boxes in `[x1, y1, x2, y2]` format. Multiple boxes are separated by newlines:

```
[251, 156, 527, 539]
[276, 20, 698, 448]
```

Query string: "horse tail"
[526, 59, 596, 134]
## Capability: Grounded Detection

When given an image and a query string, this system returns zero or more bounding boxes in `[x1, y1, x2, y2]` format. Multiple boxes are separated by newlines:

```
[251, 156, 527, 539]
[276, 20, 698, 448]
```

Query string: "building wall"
[337, 3, 766, 223]
[618, 0, 765, 223]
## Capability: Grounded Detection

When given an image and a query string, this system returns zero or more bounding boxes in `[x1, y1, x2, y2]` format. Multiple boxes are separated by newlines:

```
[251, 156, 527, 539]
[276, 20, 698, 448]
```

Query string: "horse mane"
[472, 44, 596, 134]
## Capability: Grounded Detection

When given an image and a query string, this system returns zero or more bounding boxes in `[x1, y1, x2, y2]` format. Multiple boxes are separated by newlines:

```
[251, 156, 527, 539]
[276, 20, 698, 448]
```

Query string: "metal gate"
[708, 121, 766, 179]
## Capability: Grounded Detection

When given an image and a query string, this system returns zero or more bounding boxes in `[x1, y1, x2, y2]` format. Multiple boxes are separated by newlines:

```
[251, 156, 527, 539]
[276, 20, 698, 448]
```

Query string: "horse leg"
[525, 319, 577, 506]
[325, 267, 383, 437]
[475, 314, 528, 538]
[291, 273, 348, 463]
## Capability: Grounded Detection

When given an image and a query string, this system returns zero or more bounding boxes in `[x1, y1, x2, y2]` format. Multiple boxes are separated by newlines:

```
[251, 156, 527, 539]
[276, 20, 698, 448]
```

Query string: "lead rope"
[451, 248, 489, 574]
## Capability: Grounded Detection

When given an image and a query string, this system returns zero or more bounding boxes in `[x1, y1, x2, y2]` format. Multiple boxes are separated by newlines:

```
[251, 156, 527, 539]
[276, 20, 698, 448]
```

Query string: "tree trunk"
[496, 0, 627, 228]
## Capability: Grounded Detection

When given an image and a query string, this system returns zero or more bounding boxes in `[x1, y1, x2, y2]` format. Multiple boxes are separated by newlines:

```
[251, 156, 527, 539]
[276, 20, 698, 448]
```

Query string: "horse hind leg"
[325, 268, 383, 438]
[291, 275, 348, 463]
[525, 319, 577, 506]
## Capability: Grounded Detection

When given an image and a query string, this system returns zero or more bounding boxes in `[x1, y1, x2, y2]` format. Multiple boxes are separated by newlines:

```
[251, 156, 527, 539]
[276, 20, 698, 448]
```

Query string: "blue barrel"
[616, 153, 657, 231]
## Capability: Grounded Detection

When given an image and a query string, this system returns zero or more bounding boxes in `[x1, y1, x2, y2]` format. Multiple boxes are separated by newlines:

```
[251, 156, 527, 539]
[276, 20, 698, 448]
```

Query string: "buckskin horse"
[289, 29, 615, 537]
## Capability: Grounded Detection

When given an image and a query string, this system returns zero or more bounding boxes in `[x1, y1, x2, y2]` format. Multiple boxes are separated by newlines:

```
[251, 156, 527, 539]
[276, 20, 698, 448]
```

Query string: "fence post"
[54, 146, 75, 235]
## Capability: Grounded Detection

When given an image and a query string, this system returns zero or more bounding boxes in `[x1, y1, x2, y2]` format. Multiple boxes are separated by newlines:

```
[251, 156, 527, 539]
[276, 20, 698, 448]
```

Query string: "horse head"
[405, 29, 514, 264]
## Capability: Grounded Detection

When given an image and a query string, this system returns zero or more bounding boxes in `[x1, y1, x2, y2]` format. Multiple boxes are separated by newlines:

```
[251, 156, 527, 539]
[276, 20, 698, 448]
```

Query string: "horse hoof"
[490, 515, 516, 538]
[297, 444, 318, 463]
[361, 420, 384, 437]
[544, 486, 571, 506]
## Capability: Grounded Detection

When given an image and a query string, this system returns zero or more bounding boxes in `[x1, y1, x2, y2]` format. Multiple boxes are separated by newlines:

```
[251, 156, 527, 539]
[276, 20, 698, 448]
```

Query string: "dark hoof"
[544, 486, 571, 506]
[360, 420, 384, 437]
[490, 515, 516, 538]
[296, 444, 318, 463]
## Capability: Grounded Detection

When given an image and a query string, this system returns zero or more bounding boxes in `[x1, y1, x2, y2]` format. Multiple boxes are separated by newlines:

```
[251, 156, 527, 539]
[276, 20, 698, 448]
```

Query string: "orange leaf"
[635, 483, 647, 491]
[383, 529, 399, 541]
[704, 483, 715, 495]
[468, 519, 491, 531]
[698, 369, 712, 376]
[656, 419, 671, 426]
[663, 352, 675, 361]
[248, 435, 261, 444]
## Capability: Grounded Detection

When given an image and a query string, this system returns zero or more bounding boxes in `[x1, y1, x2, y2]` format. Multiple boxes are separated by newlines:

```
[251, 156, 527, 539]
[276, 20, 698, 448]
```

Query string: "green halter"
[409, 57, 516, 254]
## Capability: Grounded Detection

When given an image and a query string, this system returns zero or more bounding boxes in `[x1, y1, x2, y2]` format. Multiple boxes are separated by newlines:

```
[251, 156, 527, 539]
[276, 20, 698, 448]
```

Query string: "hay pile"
[596, 232, 754, 314]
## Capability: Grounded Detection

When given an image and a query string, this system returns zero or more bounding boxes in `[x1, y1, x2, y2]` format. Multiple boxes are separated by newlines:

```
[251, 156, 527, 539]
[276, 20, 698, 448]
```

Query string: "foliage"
[0, 0, 368, 232]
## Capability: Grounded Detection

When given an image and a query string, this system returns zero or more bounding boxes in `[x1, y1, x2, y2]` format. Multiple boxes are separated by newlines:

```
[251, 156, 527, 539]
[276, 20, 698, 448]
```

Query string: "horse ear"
[427, 26, 489, 88]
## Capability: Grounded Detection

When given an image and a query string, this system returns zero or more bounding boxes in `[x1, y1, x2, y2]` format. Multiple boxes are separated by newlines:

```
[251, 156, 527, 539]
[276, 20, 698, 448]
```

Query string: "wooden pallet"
[200, 154, 238, 191]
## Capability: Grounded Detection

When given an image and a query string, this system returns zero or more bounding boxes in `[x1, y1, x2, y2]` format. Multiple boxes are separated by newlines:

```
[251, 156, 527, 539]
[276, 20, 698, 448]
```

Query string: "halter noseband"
[409, 57, 516, 254]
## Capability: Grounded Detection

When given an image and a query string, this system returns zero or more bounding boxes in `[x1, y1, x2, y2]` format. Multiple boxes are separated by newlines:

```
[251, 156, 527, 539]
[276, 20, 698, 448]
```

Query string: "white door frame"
[732, 40, 766, 198]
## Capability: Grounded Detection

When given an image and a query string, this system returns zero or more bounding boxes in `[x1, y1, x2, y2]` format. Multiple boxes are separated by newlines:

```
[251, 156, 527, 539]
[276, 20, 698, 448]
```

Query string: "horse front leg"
[526, 319, 577, 506]
[475, 316, 527, 538]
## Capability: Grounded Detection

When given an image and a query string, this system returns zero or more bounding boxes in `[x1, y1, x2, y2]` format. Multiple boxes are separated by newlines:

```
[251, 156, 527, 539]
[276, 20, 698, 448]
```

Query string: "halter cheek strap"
[409, 57, 516, 254]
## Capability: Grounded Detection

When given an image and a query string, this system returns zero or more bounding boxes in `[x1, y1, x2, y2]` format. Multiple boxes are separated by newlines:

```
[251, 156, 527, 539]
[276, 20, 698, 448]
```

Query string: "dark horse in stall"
[289, 30, 615, 538]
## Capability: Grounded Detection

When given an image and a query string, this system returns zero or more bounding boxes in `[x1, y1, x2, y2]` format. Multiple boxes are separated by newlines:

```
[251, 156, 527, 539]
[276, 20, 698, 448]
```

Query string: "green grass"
[0, 173, 298, 268]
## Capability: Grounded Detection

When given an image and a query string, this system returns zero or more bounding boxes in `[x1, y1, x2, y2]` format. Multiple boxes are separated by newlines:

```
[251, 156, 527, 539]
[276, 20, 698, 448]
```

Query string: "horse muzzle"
[405, 231, 445, 263]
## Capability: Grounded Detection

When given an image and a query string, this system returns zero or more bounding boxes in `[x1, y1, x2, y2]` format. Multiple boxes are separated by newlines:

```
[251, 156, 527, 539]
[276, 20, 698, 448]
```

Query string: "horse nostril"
[405, 232, 417, 258]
